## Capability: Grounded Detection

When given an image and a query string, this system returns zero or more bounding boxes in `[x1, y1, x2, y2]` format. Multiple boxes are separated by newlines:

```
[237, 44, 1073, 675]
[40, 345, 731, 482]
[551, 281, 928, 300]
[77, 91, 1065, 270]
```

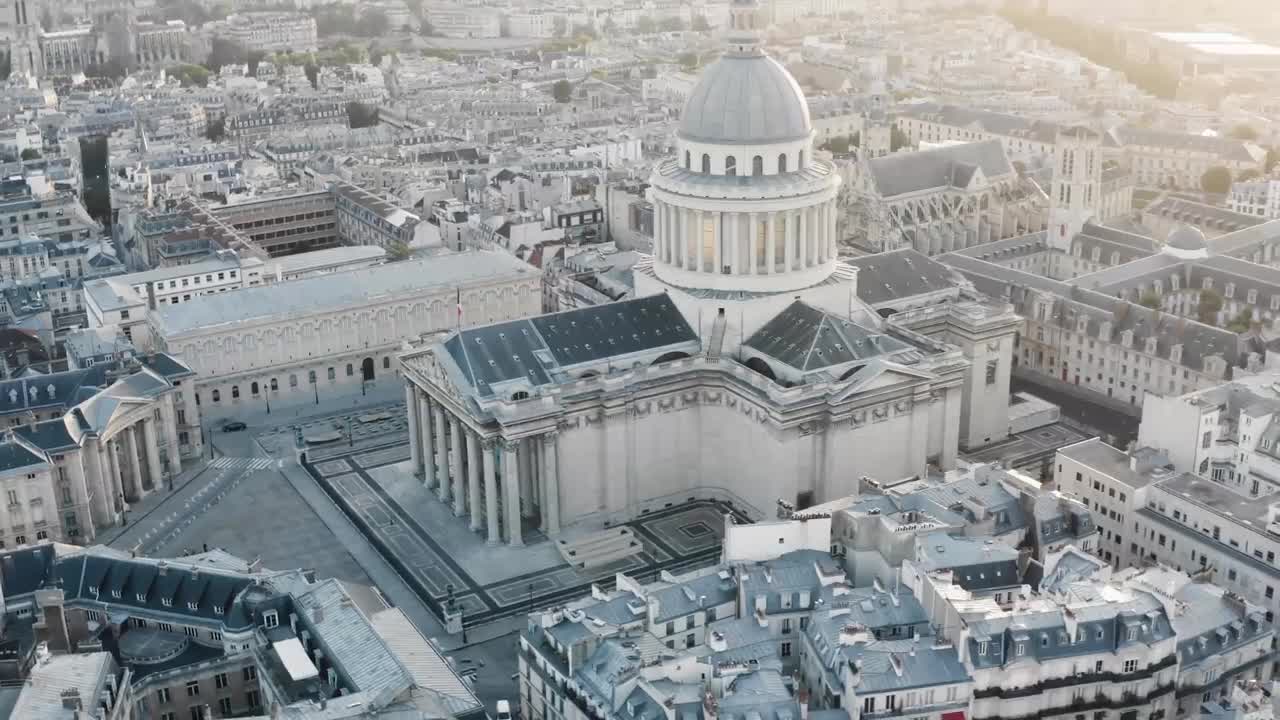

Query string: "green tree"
[636, 16, 656, 33]
[357, 8, 390, 37]
[552, 79, 572, 103]
[20, 148, 40, 161]
[346, 102, 379, 129]
[677, 51, 699, 69]
[553, 16, 568, 38]
[821, 136, 850, 153]
[1227, 308, 1254, 333]
[205, 116, 226, 142]
[890, 126, 911, 152]
[1229, 124, 1258, 141]
[204, 37, 248, 72]
[691, 15, 710, 31]
[1200, 166, 1233, 194]
[387, 241, 412, 261]
[168, 63, 210, 87]
[1198, 289, 1223, 325]
[1138, 291, 1161, 309]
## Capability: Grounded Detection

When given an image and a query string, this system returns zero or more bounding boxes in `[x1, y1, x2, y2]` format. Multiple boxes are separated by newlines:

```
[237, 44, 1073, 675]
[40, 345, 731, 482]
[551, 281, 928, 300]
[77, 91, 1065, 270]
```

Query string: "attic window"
[188, 601, 198, 611]
[263, 610, 279, 629]
[112, 589, 121, 599]
[162, 597, 172, 607]
[214, 605, 224, 615]
[136, 593, 145, 602]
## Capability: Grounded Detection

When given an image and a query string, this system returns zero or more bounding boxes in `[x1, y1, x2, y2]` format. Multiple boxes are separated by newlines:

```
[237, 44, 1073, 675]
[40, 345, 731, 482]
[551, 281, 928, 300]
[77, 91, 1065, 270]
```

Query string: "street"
[1011, 376, 1140, 447]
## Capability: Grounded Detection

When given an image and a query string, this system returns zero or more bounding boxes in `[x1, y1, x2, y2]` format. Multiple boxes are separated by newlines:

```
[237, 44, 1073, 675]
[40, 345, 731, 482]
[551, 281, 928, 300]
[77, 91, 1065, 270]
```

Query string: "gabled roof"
[846, 249, 959, 306]
[866, 139, 1014, 198]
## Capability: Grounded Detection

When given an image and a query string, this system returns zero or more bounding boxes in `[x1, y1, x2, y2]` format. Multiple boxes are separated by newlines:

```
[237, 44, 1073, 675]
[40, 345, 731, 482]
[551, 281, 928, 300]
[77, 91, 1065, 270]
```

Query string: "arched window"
[327, 367, 336, 381]
[346, 363, 354, 376]
[778, 154, 788, 173]
[231, 385, 240, 399]
[250, 381, 259, 396]
[725, 156, 736, 176]
[383, 357, 391, 369]
[289, 374, 298, 388]
[211, 389, 220, 402]
[270, 378, 278, 391]
[752, 155, 763, 175]
[512, 391, 530, 401]
[701, 154, 710, 173]
[685, 150, 691, 169]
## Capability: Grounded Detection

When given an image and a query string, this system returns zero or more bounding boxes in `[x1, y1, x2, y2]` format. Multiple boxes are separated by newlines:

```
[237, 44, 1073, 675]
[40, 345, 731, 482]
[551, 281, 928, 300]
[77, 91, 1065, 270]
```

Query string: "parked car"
[495, 700, 512, 720]
[221, 421, 247, 432]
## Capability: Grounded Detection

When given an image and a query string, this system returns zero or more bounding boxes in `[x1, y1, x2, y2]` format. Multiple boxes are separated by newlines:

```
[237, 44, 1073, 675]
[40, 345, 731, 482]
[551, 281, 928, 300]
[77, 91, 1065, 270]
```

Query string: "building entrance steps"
[556, 526, 644, 569]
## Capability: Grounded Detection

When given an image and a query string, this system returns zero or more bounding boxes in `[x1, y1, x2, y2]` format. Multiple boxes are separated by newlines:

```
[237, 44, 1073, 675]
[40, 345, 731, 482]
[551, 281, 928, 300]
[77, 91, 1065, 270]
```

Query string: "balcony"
[974, 654, 1177, 700]
[977, 683, 1175, 720]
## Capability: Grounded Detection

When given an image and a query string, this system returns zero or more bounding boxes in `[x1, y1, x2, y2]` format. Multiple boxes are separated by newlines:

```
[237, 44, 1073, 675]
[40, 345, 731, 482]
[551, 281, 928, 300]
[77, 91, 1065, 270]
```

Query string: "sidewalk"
[272, 453, 449, 642]
[101, 457, 224, 550]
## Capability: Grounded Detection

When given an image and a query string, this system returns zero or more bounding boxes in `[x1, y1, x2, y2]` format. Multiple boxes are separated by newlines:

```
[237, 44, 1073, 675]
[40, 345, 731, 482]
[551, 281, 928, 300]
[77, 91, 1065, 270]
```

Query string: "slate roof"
[443, 293, 698, 397]
[846, 249, 959, 306]
[0, 442, 45, 473]
[295, 580, 413, 699]
[743, 301, 914, 373]
[1110, 126, 1260, 163]
[898, 103, 1061, 145]
[679, 53, 811, 145]
[1146, 197, 1262, 235]
[866, 139, 1013, 198]
[914, 532, 1020, 591]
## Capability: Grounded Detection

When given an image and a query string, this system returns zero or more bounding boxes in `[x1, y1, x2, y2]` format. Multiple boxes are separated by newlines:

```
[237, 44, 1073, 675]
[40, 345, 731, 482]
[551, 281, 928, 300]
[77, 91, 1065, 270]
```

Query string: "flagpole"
[456, 287, 462, 331]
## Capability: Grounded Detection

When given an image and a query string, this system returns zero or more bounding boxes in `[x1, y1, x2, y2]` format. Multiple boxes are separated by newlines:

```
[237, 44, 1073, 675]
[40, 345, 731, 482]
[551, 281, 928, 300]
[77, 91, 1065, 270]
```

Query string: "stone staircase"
[557, 527, 644, 569]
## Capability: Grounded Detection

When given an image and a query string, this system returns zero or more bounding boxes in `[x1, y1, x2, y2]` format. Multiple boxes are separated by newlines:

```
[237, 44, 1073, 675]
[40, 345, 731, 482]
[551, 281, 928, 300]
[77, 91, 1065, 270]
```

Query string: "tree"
[1138, 291, 1161, 309]
[205, 37, 248, 72]
[1227, 308, 1254, 334]
[552, 79, 572, 103]
[691, 15, 710, 31]
[357, 8, 390, 37]
[206, 116, 226, 142]
[20, 148, 40, 161]
[168, 63, 210, 87]
[821, 136, 850, 153]
[387, 242, 412, 261]
[1229, 124, 1258, 141]
[1200, 166, 1233, 194]
[677, 52, 699, 69]
[1198, 289, 1223, 325]
[889, 126, 911, 152]
[346, 102, 379, 129]
[553, 16, 568, 38]
[636, 16, 656, 33]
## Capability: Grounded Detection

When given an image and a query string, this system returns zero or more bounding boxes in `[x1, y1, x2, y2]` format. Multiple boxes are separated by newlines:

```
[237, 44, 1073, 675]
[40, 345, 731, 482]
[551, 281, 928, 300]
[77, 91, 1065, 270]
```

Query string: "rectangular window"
[219, 698, 233, 715]
[243, 666, 257, 682]
[1124, 659, 1138, 673]
[186, 680, 200, 697]
[215, 673, 228, 689]
[157, 688, 171, 704]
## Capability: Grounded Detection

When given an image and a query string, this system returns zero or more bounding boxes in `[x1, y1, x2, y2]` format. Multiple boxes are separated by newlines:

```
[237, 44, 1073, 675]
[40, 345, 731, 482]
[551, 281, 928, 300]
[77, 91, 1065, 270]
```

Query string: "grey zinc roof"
[10, 651, 114, 720]
[154, 251, 532, 336]
[898, 103, 1062, 144]
[0, 442, 46, 473]
[13, 418, 77, 452]
[295, 579, 414, 698]
[1111, 126, 1259, 163]
[846, 249, 959, 305]
[1146, 197, 1262, 235]
[866, 139, 1013, 198]
[443, 293, 698, 397]
[368, 607, 484, 718]
[744, 301, 913, 373]
[678, 54, 812, 145]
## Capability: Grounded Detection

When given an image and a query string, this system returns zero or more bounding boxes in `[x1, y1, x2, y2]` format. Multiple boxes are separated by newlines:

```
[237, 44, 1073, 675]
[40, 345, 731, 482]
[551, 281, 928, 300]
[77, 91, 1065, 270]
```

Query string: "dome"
[1166, 224, 1207, 252]
[678, 54, 812, 145]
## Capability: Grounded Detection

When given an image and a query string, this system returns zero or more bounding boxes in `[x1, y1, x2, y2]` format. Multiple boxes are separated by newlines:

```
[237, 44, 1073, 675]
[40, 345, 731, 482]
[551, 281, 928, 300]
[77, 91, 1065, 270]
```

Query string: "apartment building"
[1228, 178, 1280, 220]
[213, 12, 318, 54]
[1055, 438, 1171, 567]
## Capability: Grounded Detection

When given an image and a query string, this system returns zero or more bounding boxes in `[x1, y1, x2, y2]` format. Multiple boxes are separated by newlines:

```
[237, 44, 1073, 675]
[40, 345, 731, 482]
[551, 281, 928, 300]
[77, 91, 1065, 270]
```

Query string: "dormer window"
[978, 641, 988, 656]
[112, 589, 121, 599]
[1015, 642, 1025, 656]
[136, 593, 145, 602]
[263, 610, 279, 629]
[214, 605, 224, 615]
[162, 597, 172, 607]
[1127, 626, 1137, 641]
[187, 601, 198, 611]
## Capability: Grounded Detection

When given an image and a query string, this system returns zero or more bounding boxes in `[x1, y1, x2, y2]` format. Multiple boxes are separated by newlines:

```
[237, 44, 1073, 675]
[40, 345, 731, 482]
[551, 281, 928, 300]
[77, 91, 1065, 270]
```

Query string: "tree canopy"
[1138, 291, 1161, 310]
[1200, 166, 1233, 194]
[168, 63, 210, 87]
[552, 79, 572, 103]
[1198, 288, 1224, 325]
[346, 102, 380, 129]
[1229, 124, 1258, 141]
[20, 148, 40, 161]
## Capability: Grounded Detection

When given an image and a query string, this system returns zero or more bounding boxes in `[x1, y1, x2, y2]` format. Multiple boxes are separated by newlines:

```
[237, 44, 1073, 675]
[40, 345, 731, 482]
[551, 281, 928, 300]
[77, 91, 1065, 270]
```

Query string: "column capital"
[481, 436, 500, 451]
[540, 430, 559, 445]
[500, 438, 521, 452]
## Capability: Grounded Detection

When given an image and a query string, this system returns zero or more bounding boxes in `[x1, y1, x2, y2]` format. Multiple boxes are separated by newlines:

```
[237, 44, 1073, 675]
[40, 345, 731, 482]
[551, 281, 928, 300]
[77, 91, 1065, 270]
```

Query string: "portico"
[403, 383, 562, 546]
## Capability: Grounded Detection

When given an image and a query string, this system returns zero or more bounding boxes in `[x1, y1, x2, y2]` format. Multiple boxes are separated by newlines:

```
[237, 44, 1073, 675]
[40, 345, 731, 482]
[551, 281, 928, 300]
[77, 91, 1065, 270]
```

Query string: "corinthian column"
[503, 440, 523, 547]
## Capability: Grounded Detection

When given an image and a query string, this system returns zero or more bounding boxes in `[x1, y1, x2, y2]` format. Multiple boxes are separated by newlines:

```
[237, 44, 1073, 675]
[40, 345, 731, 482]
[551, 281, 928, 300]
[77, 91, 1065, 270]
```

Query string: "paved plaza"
[299, 427, 740, 627]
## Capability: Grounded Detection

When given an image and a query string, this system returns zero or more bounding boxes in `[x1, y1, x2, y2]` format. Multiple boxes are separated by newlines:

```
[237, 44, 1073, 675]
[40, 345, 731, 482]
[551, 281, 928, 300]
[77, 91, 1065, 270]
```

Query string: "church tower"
[8, 0, 41, 80]
[1047, 126, 1102, 252]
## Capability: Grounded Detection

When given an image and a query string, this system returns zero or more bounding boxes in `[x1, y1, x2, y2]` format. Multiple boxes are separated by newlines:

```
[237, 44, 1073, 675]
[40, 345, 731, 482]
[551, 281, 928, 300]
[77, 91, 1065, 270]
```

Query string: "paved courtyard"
[298, 430, 740, 627]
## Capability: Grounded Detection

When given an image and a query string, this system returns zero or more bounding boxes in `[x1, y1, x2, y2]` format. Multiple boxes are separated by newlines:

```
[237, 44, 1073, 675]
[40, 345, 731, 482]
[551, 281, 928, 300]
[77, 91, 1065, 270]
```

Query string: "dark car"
[221, 421, 247, 432]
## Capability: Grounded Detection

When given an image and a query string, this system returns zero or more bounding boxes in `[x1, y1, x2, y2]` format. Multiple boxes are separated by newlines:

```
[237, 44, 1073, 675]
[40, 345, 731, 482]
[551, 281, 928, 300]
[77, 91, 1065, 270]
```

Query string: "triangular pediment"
[831, 359, 934, 403]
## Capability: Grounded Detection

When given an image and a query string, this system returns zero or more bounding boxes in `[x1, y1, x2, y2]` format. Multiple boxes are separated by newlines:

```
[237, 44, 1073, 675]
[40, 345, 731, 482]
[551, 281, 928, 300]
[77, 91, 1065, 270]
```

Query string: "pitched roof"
[743, 301, 914, 373]
[866, 140, 1013, 198]
[846, 249, 959, 305]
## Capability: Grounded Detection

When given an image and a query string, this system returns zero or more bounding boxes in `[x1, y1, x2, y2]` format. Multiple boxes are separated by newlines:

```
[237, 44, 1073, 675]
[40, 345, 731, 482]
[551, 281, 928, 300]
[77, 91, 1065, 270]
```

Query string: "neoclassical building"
[399, 4, 1021, 546]
[148, 252, 541, 418]
[0, 353, 197, 546]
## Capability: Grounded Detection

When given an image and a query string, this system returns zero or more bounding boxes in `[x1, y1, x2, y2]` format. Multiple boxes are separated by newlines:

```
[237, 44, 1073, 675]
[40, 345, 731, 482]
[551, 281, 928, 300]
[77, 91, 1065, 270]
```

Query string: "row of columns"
[406, 384, 561, 547]
[653, 200, 838, 275]
[90, 417, 166, 522]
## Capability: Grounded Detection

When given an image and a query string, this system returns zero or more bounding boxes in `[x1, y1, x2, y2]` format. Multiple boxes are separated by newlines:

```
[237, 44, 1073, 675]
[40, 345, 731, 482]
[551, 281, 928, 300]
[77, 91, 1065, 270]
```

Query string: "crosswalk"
[209, 457, 275, 471]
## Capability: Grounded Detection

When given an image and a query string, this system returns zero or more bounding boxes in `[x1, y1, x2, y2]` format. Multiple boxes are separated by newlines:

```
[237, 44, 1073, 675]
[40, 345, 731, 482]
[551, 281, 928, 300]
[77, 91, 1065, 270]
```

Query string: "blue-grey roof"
[867, 139, 1013, 198]
[744, 301, 915, 373]
[679, 53, 811, 145]
[443, 293, 698, 398]
[0, 442, 45, 473]
[1167, 224, 1208, 251]
[846, 249, 959, 306]
[914, 533, 1020, 591]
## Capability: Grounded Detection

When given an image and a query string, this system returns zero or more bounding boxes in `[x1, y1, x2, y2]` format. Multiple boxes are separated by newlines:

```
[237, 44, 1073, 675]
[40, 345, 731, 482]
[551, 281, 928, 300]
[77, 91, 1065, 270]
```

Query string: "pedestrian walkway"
[209, 457, 275, 471]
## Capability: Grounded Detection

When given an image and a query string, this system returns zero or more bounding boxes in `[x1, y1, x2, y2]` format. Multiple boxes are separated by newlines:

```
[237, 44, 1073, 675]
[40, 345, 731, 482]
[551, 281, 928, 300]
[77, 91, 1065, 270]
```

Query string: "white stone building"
[213, 12, 318, 54]
[398, 4, 1021, 547]
[150, 252, 540, 419]
[1229, 178, 1280, 220]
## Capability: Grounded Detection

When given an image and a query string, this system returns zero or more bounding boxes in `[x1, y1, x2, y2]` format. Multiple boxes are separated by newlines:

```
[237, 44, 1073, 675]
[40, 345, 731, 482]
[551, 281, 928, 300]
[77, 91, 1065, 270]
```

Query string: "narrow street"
[1011, 376, 1141, 447]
